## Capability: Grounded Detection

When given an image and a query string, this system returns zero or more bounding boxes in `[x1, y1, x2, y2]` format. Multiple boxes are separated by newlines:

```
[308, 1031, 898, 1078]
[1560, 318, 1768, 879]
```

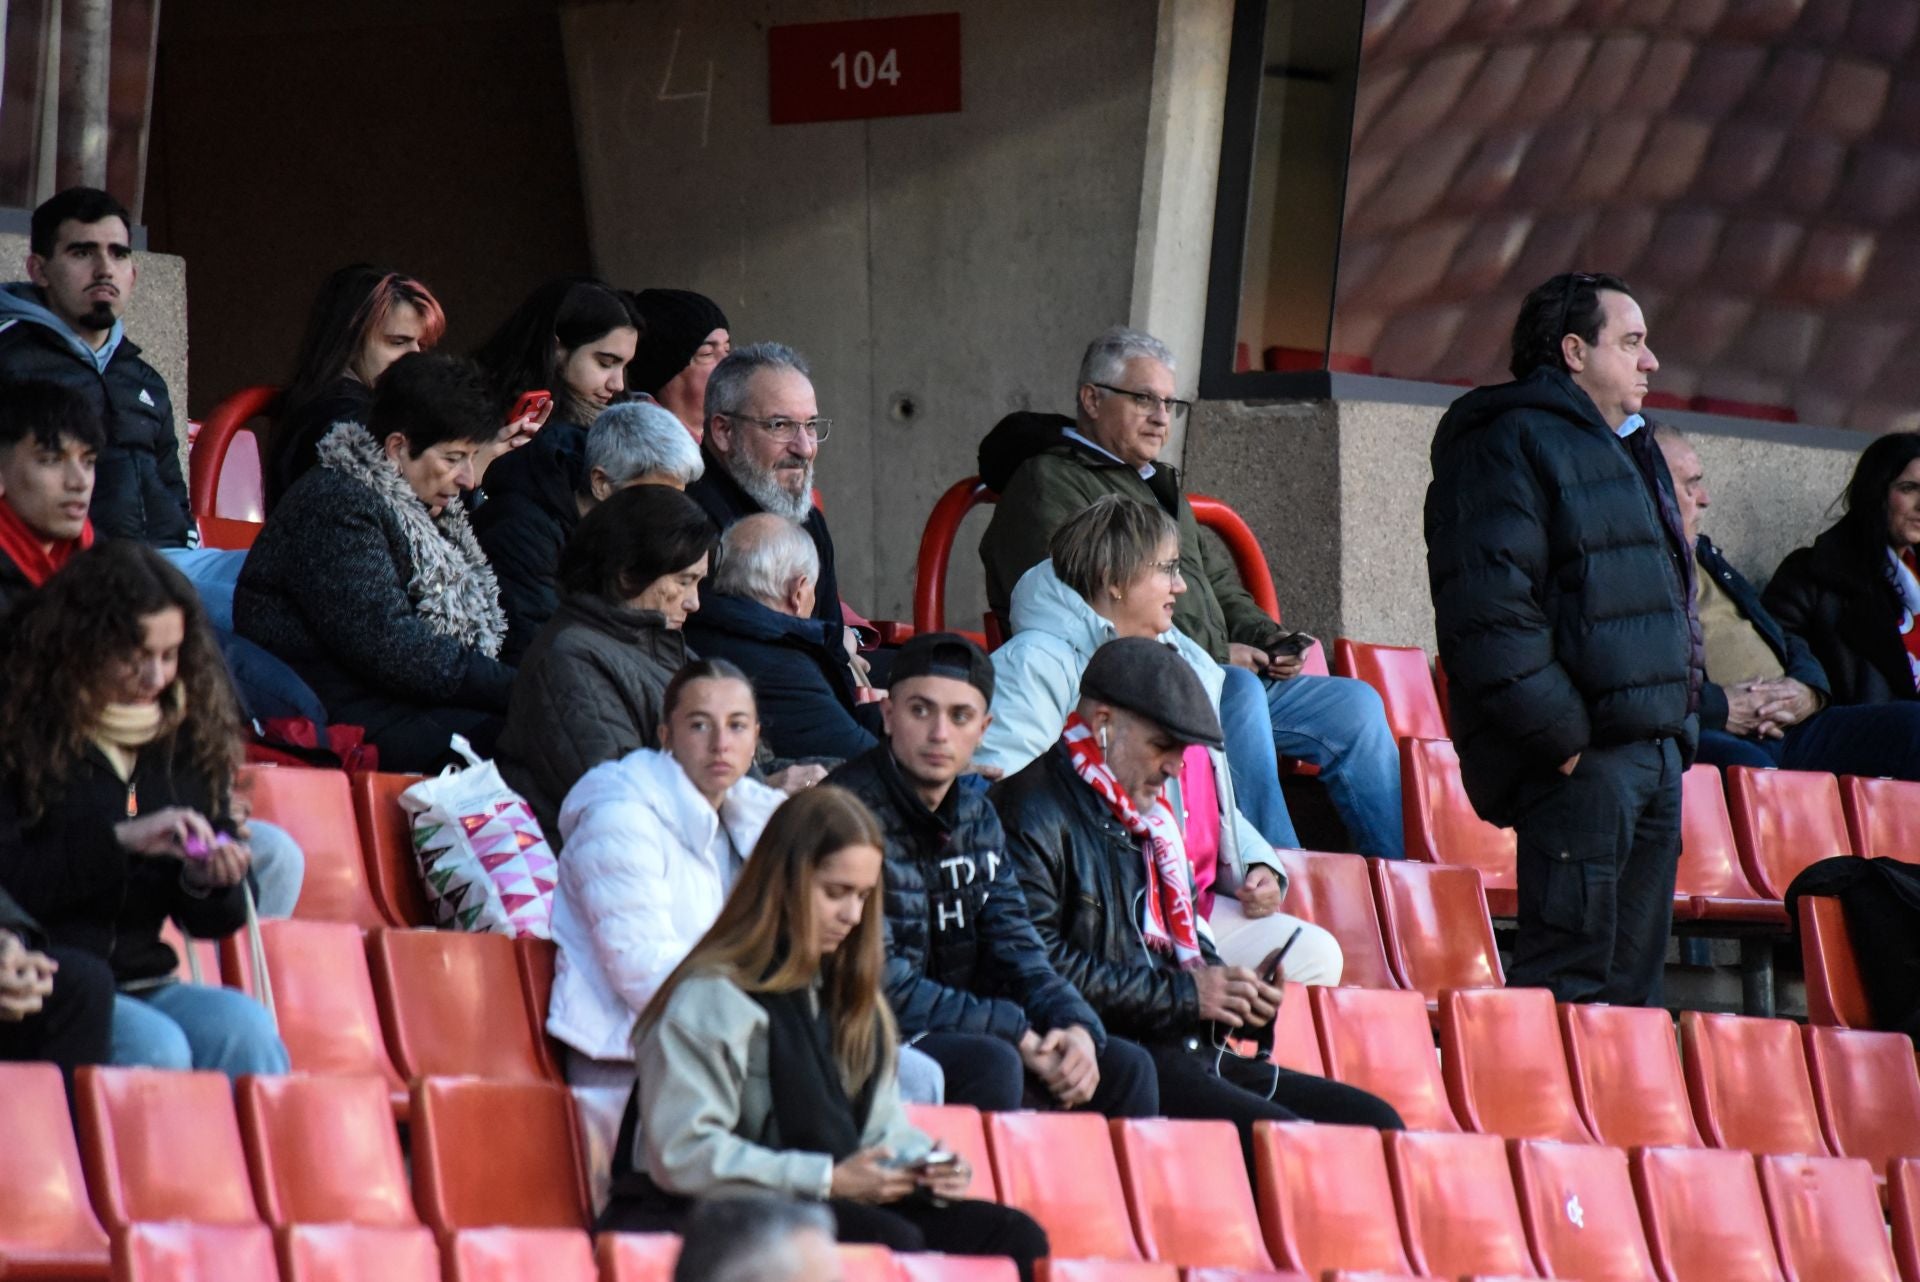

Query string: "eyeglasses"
[1554, 272, 1600, 347]
[724, 413, 832, 443]
[1148, 557, 1184, 582]
[1093, 383, 1192, 420]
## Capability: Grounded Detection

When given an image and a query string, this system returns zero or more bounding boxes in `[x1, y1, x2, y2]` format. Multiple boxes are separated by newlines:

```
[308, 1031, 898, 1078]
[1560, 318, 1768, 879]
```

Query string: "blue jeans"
[1220, 666, 1405, 859]
[1218, 664, 1302, 848]
[247, 819, 305, 918]
[1697, 702, 1920, 780]
[110, 981, 288, 1080]
[159, 547, 246, 632]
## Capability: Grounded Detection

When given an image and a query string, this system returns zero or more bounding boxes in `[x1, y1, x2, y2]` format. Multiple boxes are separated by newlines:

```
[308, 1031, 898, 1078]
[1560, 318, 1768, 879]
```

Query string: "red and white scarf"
[1061, 711, 1203, 969]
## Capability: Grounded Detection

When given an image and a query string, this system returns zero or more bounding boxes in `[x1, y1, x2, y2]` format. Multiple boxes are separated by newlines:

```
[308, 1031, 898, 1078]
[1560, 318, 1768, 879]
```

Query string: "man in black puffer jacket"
[1426, 272, 1701, 1008]
[829, 632, 1156, 1117]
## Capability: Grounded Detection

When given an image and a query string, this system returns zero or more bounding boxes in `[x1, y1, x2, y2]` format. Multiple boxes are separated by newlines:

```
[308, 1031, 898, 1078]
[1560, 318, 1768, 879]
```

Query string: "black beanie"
[626, 289, 730, 396]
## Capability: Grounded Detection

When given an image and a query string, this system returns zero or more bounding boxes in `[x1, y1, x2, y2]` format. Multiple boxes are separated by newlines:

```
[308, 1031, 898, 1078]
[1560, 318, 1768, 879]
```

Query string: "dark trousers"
[0, 945, 115, 1099]
[356, 703, 504, 774]
[1510, 738, 1683, 1007]
[915, 1031, 1159, 1117]
[1699, 702, 1920, 780]
[1146, 1037, 1405, 1166]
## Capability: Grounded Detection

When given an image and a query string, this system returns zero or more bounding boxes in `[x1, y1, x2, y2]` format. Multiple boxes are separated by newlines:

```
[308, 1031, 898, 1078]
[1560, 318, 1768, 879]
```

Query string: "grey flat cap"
[1079, 636, 1225, 750]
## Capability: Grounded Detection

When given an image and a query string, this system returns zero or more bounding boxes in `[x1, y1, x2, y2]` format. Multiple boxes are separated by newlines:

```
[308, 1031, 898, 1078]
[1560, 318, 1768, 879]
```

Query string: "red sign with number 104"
[768, 12, 963, 125]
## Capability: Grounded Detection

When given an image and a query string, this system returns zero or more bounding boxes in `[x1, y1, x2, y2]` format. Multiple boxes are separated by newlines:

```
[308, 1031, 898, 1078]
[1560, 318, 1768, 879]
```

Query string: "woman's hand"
[181, 837, 252, 893]
[115, 807, 216, 859]
[829, 1146, 917, 1204]
[918, 1151, 974, 1200]
[473, 398, 554, 486]
[768, 764, 828, 795]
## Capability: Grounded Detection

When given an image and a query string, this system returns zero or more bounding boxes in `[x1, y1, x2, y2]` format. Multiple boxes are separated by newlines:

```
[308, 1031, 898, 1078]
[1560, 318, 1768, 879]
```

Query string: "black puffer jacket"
[473, 419, 587, 665]
[686, 452, 843, 627]
[830, 745, 1104, 1046]
[1694, 534, 1830, 730]
[1763, 524, 1918, 708]
[991, 744, 1219, 1043]
[1425, 369, 1699, 825]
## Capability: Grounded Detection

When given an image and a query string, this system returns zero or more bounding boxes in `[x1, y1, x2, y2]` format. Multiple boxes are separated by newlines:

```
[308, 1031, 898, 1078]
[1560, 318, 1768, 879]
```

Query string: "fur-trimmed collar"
[317, 424, 508, 658]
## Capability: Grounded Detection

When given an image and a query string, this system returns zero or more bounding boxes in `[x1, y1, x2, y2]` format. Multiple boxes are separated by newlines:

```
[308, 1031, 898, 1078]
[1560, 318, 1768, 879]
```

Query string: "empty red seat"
[1112, 1119, 1270, 1269]
[278, 1224, 438, 1282]
[1400, 738, 1517, 916]
[985, 1111, 1139, 1259]
[1804, 1024, 1920, 1180]
[1840, 774, 1920, 863]
[1632, 1145, 1785, 1282]
[1440, 988, 1591, 1142]
[1253, 1121, 1412, 1276]
[1509, 1139, 1657, 1282]
[1181, 1271, 1310, 1282]
[76, 1066, 260, 1230]
[1311, 985, 1459, 1132]
[241, 764, 386, 928]
[1271, 849, 1398, 989]
[1725, 766, 1854, 900]
[1676, 763, 1783, 921]
[1798, 895, 1873, 1028]
[0, 1062, 111, 1279]
[1333, 640, 1448, 741]
[1890, 1158, 1920, 1282]
[412, 1078, 590, 1233]
[837, 1244, 899, 1282]
[595, 1234, 681, 1282]
[444, 1228, 595, 1282]
[897, 1254, 1022, 1282]
[1371, 859, 1504, 994]
[1269, 981, 1323, 1076]
[1034, 1263, 1173, 1282]
[237, 1073, 416, 1228]
[904, 1104, 998, 1202]
[112, 1224, 276, 1282]
[1757, 1154, 1900, 1281]
[1681, 1011, 1830, 1157]
[1559, 1001, 1703, 1148]
[513, 935, 565, 1083]
[369, 927, 550, 1083]
[1383, 1129, 1538, 1278]
[349, 771, 431, 927]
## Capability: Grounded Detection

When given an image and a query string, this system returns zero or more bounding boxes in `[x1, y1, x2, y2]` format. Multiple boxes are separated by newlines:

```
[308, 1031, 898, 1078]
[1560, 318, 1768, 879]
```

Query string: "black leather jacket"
[991, 744, 1220, 1044]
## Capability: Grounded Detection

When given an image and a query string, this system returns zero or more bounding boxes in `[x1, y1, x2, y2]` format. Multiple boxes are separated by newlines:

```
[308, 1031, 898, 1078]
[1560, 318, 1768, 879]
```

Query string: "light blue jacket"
[976, 560, 1284, 897]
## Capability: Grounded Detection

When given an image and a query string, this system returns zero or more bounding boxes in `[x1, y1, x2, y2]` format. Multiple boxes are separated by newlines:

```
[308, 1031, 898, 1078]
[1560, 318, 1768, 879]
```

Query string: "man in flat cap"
[830, 633, 1157, 1118]
[993, 637, 1402, 1159]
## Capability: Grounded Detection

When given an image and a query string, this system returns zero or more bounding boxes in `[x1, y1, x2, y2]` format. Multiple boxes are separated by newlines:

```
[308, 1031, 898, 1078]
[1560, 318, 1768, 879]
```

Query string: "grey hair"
[1050, 493, 1180, 601]
[586, 401, 705, 489]
[1077, 325, 1176, 396]
[704, 341, 812, 424]
[713, 512, 820, 606]
[672, 1196, 837, 1282]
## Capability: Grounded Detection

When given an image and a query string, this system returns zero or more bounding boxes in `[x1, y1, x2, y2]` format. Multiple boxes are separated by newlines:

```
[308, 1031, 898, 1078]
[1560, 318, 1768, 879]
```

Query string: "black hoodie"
[473, 418, 587, 664]
[1425, 367, 1699, 824]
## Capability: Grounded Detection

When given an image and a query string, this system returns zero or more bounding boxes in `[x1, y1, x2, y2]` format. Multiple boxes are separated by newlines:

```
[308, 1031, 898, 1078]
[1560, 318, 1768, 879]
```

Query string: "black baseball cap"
[888, 631, 995, 703]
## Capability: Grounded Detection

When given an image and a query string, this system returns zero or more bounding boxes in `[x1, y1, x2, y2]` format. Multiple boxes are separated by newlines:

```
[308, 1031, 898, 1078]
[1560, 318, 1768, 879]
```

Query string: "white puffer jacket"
[547, 747, 787, 1062]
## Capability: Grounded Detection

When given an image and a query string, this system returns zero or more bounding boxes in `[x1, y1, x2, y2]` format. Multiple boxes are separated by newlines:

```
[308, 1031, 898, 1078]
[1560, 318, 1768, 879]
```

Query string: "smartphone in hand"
[506, 390, 553, 427]
[1269, 631, 1315, 658]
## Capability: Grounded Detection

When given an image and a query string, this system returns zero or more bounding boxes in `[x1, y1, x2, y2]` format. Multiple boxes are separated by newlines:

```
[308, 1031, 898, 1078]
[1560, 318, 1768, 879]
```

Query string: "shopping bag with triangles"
[399, 735, 555, 939]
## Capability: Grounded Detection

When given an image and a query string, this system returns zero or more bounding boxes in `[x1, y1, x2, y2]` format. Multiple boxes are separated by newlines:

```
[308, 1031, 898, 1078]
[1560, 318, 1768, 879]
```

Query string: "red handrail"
[1190, 494, 1281, 622]
[188, 385, 280, 519]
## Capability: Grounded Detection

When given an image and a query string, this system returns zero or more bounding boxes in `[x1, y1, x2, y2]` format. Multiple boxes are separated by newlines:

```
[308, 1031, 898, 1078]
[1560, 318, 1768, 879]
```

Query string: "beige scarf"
[90, 700, 166, 783]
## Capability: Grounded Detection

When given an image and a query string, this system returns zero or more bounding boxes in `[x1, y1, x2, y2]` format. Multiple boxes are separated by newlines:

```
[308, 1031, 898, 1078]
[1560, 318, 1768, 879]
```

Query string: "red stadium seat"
[188, 385, 277, 548]
[1035, 1263, 1174, 1282]
[113, 1223, 276, 1282]
[1840, 774, 1920, 863]
[1370, 859, 1504, 995]
[1271, 849, 1398, 990]
[1253, 1121, 1413, 1276]
[1676, 764, 1783, 921]
[0, 1062, 111, 1279]
[156, 918, 221, 987]
[1725, 766, 1854, 900]
[278, 1224, 438, 1282]
[837, 1245, 898, 1282]
[1757, 1154, 1900, 1282]
[412, 1078, 591, 1233]
[1181, 1271, 1310, 1282]
[348, 771, 431, 927]
[513, 935, 566, 1083]
[1400, 737, 1517, 916]
[1431, 657, 1452, 731]
[897, 1254, 1021, 1282]
[76, 1066, 260, 1230]
[1798, 895, 1872, 1028]
[1267, 981, 1323, 1076]
[1111, 1119, 1270, 1269]
[1804, 1025, 1920, 1180]
[1439, 988, 1592, 1142]
[1332, 640, 1447, 741]
[1310, 985, 1459, 1132]
[595, 1234, 681, 1282]
[1558, 1001, 1703, 1148]
[1509, 1139, 1657, 1282]
[1187, 496, 1283, 622]
[369, 928, 551, 1083]
[241, 765, 387, 929]
[1632, 1145, 1785, 1282]
[1383, 1129, 1538, 1279]
[237, 1073, 416, 1228]
[1890, 1159, 1920, 1282]
[1681, 1011, 1830, 1157]
[444, 1228, 595, 1282]
[984, 1111, 1140, 1260]
[904, 1104, 998, 1202]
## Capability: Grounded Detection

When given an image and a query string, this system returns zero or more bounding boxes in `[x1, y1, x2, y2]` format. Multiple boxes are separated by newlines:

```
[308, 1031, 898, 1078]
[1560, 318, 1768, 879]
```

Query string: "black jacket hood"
[1432, 368, 1612, 462]
[978, 411, 1074, 492]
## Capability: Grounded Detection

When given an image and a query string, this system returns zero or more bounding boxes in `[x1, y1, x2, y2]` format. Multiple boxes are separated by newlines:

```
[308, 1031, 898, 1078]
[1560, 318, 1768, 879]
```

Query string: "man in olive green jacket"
[976, 326, 1403, 859]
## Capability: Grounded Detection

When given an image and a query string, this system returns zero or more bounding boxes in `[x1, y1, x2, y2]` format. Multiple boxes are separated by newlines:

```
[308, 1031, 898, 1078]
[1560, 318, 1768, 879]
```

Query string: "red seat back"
[1632, 1145, 1785, 1282]
[1267, 981, 1323, 1076]
[1797, 896, 1872, 1028]
[1371, 859, 1504, 993]
[242, 764, 387, 929]
[115, 1223, 277, 1282]
[1558, 1001, 1703, 1148]
[445, 1227, 596, 1282]
[1439, 988, 1591, 1143]
[985, 1110, 1140, 1260]
[1400, 737, 1517, 900]
[1840, 774, 1920, 863]
[837, 1244, 899, 1282]
[1676, 764, 1767, 900]
[279, 1224, 439, 1282]
[1510, 1139, 1657, 1282]
[1189, 495, 1281, 621]
[1271, 849, 1398, 989]
[412, 1078, 591, 1232]
[1804, 1024, 1920, 1178]
[595, 1233, 682, 1282]
[1112, 1118, 1271, 1269]
[1383, 1129, 1538, 1278]
[1890, 1158, 1920, 1282]
[0, 1062, 110, 1276]
[1725, 767, 1854, 899]
[1253, 1121, 1411, 1275]
[219, 918, 406, 1096]
[1681, 1011, 1829, 1157]
[904, 1103, 998, 1201]
[370, 927, 551, 1083]
[77, 1066, 260, 1229]
[1757, 1154, 1900, 1282]
[238, 1073, 416, 1228]
[188, 385, 278, 523]
[1333, 640, 1447, 741]
[1035, 1264, 1174, 1282]
[898, 1254, 1022, 1282]
[914, 478, 998, 635]
[349, 770, 431, 927]
[1310, 986, 1459, 1132]
[513, 934, 566, 1082]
